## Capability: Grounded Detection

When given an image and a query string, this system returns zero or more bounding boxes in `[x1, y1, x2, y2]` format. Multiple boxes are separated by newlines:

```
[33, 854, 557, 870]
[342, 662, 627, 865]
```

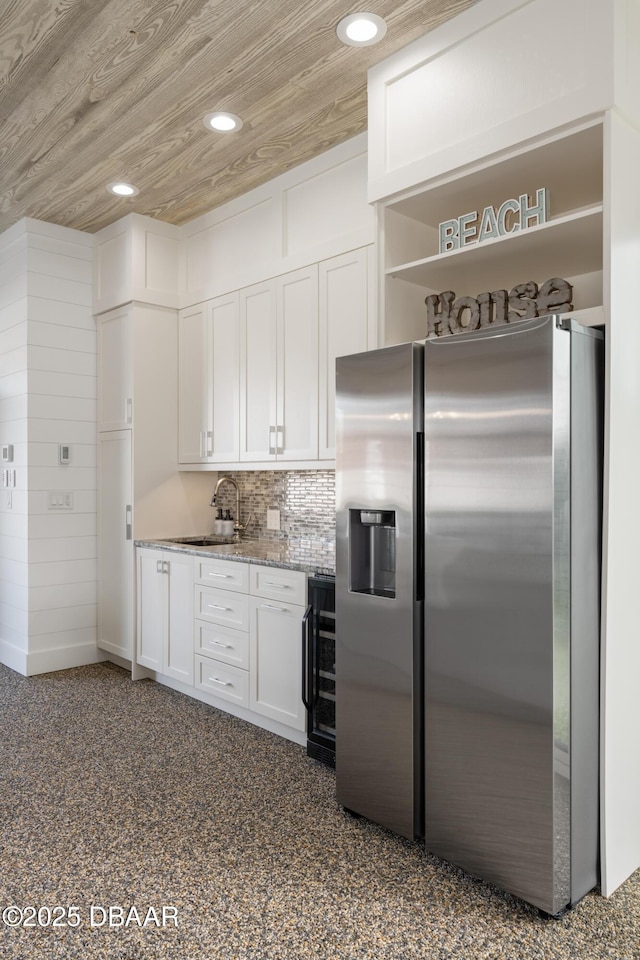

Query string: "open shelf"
[386, 205, 603, 294]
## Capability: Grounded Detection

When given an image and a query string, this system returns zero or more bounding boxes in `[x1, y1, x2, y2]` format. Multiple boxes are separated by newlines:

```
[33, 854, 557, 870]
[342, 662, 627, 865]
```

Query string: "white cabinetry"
[177, 303, 208, 463]
[191, 556, 306, 733]
[98, 430, 133, 660]
[97, 302, 214, 664]
[136, 548, 194, 684]
[178, 293, 240, 463]
[381, 123, 604, 343]
[249, 566, 306, 731]
[239, 265, 318, 462]
[194, 557, 250, 706]
[318, 247, 376, 458]
[239, 280, 277, 462]
[97, 306, 133, 431]
[178, 247, 374, 468]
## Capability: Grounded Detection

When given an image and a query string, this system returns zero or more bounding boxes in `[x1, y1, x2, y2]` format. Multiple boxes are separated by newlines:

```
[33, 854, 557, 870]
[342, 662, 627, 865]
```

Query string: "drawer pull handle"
[210, 677, 232, 687]
[212, 641, 232, 649]
[208, 572, 231, 578]
[260, 603, 287, 613]
[264, 581, 289, 589]
[208, 603, 230, 611]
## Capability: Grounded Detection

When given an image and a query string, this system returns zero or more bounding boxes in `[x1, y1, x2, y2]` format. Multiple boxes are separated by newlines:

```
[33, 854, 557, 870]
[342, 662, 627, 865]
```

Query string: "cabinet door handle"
[207, 572, 231, 579]
[302, 603, 312, 710]
[206, 431, 213, 456]
[156, 560, 162, 574]
[277, 425, 284, 456]
[260, 603, 287, 613]
[125, 505, 132, 540]
[268, 425, 276, 456]
[207, 603, 230, 611]
[126, 397, 133, 424]
[210, 677, 232, 687]
[163, 561, 169, 574]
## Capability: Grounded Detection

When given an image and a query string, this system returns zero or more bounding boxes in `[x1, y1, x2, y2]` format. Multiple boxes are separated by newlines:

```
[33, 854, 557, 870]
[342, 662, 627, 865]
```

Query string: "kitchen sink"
[166, 536, 236, 547]
[179, 538, 225, 546]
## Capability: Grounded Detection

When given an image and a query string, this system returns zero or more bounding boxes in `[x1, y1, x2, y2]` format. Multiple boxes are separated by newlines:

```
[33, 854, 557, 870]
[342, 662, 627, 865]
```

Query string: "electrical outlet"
[266, 508, 280, 531]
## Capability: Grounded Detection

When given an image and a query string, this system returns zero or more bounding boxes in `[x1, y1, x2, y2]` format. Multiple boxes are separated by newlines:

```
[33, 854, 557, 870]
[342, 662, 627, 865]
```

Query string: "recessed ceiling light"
[336, 12, 387, 46]
[107, 181, 139, 197]
[203, 111, 244, 133]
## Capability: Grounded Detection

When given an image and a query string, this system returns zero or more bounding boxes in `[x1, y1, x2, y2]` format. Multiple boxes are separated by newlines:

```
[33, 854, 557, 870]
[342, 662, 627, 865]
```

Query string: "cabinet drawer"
[195, 558, 249, 593]
[195, 585, 249, 631]
[249, 565, 306, 605]
[195, 655, 248, 707]
[195, 621, 249, 670]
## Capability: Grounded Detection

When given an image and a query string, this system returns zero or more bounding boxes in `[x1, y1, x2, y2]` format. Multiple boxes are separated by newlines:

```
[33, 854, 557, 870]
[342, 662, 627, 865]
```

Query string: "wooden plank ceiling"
[0, 0, 474, 235]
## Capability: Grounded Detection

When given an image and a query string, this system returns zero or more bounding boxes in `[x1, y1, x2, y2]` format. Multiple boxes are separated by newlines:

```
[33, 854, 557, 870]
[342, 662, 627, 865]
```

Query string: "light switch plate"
[266, 508, 280, 531]
[48, 492, 74, 510]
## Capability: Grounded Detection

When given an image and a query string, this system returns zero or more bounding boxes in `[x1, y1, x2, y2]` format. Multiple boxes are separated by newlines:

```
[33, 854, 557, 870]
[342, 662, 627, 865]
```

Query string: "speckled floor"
[0, 661, 638, 960]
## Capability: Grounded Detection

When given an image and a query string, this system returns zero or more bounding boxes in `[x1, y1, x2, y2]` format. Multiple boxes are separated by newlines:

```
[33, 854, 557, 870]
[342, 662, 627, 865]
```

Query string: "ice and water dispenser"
[349, 509, 396, 599]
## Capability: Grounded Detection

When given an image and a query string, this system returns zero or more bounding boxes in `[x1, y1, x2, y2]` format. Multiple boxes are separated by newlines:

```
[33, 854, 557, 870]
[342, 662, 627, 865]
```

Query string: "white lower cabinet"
[249, 594, 306, 732]
[195, 655, 249, 706]
[192, 556, 306, 733]
[136, 548, 307, 738]
[193, 558, 251, 706]
[136, 548, 194, 685]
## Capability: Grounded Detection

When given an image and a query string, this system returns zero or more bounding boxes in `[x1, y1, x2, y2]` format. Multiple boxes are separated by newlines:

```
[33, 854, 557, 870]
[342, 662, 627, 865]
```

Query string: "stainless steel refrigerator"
[335, 315, 602, 914]
[335, 341, 424, 840]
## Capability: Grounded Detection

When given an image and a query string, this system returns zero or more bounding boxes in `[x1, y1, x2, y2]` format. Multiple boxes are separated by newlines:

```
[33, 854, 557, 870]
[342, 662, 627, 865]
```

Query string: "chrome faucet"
[209, 477, 251, 540]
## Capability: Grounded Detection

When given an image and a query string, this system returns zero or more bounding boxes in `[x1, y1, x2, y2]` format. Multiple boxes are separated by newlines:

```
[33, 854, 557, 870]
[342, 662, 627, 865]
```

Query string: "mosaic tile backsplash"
[211, 470, 336, 544]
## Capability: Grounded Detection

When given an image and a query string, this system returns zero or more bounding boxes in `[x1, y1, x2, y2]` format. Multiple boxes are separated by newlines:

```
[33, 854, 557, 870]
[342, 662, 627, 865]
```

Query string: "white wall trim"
[0, 638, 28, 676]
[24, 641, 102, 677]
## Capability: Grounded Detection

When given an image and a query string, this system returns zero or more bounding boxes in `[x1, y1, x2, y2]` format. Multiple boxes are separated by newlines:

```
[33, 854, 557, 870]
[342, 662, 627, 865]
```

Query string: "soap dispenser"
[223, 509, 234, 537]
[214, 508, 224, 536]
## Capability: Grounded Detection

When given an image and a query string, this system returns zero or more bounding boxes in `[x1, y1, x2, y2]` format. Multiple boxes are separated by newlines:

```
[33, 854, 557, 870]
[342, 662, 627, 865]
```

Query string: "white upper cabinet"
[239, 266, 318, 463]
[93, 214, 179, 315]
[318, 247, 376, 459]
[178, 304, 209, 462]
[210, 293, 241, 462]
[277, 265, 319, 461]
[178, 293, 240, 464]
[367, 0, 631, 204]
[239, 280, 278, 462]
[179, 248, 374, 469]
[97, 306, 133, 431]
[180, 134, 373, 306]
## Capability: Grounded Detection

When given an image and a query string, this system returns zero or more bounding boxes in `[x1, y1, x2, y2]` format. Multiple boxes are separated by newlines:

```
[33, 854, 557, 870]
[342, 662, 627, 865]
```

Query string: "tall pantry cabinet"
[366, 0, 640, 897]
[97, 303, 180, 661]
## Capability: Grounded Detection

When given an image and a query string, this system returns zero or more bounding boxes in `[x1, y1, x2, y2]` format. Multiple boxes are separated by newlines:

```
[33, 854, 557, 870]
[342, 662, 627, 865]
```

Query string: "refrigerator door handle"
[415, 430, 425, 602]
[301, 603, 312, 710]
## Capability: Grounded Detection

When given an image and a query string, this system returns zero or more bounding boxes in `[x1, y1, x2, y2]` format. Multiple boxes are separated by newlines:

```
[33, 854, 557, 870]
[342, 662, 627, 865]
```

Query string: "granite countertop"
[134, 536, 336, 577]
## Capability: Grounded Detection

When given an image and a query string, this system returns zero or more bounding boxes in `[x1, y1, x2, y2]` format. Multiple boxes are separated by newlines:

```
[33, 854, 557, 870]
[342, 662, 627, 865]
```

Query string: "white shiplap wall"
[0, 219, 99, 675]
